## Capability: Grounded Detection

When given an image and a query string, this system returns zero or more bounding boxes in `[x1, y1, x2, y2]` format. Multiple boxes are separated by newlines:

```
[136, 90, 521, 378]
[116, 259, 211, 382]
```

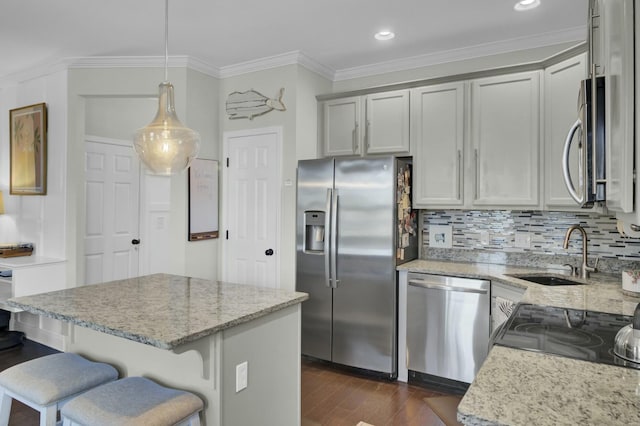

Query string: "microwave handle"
[562, 118, 584, 205]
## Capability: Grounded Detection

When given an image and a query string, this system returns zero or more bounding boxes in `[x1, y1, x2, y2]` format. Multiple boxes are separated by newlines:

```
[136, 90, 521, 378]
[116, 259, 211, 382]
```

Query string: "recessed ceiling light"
[374, 30, 395, 41]
[514, 0, 540, 11]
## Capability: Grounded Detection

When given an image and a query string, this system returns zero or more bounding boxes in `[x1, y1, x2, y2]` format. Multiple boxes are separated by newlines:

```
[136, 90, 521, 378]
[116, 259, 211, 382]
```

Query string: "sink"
[509, 274, 584, 286]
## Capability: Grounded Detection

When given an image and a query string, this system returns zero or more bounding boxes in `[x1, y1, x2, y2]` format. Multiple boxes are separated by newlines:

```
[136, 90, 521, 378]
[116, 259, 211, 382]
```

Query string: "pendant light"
[133, 0, 200, 175]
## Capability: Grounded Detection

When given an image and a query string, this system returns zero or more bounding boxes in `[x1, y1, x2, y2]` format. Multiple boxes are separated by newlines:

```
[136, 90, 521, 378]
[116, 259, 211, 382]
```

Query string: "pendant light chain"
[132, 0, 200, 175]
[164, 0, 169, 82]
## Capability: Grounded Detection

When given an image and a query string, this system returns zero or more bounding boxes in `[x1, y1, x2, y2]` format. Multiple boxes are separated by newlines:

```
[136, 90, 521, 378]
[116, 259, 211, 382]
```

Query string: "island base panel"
[65, 304, 302, 426]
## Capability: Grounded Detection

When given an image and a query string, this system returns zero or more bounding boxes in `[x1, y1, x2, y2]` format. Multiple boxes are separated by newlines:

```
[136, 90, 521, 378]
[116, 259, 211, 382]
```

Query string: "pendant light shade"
[134, 82, 200, 175]
[133, 0, 200, 175]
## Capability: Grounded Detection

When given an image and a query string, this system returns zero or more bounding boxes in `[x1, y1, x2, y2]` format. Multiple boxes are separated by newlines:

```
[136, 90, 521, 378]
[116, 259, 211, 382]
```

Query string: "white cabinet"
[412, 82, 465, 208]
[591, 0, 635, 214]
[322, 90, 410, 157]
[0, 257, 66, 312]
[544, 53, 589, 210]
[323, 96, 362, 156]
[470, 71, 541, 208]
[365, 90, 410, 154]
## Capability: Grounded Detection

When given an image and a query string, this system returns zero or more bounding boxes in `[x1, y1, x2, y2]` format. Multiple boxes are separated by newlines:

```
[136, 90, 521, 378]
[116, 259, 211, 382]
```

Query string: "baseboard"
[12, 316, 64, 351]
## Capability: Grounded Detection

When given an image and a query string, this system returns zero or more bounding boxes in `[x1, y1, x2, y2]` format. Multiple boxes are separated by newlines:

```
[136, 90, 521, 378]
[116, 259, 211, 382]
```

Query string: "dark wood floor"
[302, 357, 453, 426]
[1, 340, 454, 426]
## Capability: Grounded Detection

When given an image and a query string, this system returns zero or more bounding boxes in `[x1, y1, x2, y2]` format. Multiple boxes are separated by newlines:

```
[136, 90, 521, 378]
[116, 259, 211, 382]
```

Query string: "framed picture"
[188, 158, 219, 241]
[9, 103, 47, 195]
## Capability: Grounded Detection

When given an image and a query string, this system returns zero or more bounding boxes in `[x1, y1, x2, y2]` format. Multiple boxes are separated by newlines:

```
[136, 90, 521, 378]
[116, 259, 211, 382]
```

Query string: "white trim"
[218, 51, 335, 80]
[221, 126, 283, 288]
[334, 26, 586, 81]
[84, 134, 134, 147]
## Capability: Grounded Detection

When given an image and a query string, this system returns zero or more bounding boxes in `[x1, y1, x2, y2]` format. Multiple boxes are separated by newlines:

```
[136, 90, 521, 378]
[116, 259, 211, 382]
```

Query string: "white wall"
[67, 67, 220, 286]
[0, 69, 69, 349]
[220, 64, 331, 291]
[0, 71, 68, 258]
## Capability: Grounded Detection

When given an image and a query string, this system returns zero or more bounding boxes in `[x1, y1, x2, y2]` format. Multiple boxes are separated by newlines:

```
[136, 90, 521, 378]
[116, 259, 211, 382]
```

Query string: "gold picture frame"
[9, 103, 47, 195]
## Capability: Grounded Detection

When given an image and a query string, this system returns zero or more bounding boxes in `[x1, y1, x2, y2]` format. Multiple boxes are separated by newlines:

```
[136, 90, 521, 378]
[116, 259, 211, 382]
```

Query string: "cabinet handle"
[353, 122, 359, 153]
[474, 149, 479, 200]
[457, 149, 462, 200]
[366, 119, 371, 149]
[591, 63, 599, 194]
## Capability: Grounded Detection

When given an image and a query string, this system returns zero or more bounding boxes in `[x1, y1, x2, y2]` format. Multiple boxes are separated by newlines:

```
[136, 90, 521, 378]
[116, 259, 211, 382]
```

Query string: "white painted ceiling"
[1, 0, 588, 81]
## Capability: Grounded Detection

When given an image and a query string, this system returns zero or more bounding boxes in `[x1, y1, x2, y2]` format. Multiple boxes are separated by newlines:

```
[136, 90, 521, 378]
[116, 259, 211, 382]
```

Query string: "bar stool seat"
[61, 377, 203, 426]
[0, 352, 118, 426]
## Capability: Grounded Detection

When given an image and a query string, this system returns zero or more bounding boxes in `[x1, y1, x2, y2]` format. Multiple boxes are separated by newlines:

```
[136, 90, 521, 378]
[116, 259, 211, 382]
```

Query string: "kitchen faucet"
[562, 224, 598, 279]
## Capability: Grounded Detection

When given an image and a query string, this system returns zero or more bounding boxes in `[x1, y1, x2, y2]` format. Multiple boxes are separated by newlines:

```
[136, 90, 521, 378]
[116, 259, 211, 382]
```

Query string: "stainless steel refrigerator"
[296, 156, 417, 378]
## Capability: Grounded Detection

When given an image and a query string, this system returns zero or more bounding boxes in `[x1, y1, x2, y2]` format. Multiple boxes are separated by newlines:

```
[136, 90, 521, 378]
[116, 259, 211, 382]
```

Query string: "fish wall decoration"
[226, 88, 286, 120]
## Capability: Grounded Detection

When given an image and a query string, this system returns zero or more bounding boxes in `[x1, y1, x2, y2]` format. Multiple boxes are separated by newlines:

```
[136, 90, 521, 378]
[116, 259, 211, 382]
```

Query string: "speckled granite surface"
[399, 259, 640, 426]
[8, 273, 308, 350]
[458, 346, 640, 426]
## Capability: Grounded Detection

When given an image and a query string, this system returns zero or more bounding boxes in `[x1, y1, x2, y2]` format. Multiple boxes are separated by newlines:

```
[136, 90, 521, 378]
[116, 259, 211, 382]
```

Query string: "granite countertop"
[8, 273, 309, 350]
[399, 259, 640, 426]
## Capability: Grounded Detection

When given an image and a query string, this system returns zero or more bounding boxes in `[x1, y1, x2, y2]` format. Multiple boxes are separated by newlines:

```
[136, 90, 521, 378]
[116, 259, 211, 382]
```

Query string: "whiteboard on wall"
[188, 159, 219, 240]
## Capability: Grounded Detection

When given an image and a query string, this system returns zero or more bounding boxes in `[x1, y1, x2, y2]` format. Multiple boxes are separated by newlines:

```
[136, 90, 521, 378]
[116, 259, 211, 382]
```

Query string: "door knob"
[265, 248, 274, 256]
[131, 239, 140, 245]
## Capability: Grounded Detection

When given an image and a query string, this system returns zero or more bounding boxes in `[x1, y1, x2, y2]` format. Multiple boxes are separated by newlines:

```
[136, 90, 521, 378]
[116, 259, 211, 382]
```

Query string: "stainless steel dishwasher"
[407, 272, 490, 386]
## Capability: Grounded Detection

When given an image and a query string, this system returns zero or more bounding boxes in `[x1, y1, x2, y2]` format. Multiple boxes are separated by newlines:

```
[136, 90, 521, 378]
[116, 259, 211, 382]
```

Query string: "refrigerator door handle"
[331, 188, 339, 288]
[324, 188, 332, 288]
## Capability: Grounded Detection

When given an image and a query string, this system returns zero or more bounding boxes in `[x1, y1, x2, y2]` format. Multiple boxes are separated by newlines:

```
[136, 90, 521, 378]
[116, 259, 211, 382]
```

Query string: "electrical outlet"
[515, 232, 531, 249]
[480, 231, 490, 245]
[236, 361, 248, 392]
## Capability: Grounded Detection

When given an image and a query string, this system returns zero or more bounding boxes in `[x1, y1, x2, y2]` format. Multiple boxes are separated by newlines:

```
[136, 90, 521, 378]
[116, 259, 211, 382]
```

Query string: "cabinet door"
[544, 53, 587, 209]
[595, 0, 634, 213]
[365, 90, 410, 154]
[412, 83, 465, 207]
[471, 71, 541, 207]
[323, 97, 361, 156]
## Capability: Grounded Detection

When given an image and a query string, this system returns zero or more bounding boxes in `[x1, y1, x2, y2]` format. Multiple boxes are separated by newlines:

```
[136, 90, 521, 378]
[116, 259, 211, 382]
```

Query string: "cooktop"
[493, 303, 638, 369]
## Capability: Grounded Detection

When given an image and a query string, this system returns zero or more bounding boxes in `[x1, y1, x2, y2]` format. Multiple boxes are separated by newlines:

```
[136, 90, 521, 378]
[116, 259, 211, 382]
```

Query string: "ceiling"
[1, 0, 588, 81]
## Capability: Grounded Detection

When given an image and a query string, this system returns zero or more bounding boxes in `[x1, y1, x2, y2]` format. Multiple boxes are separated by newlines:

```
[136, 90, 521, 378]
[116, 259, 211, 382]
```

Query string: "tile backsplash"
[421, 210, 640, 273]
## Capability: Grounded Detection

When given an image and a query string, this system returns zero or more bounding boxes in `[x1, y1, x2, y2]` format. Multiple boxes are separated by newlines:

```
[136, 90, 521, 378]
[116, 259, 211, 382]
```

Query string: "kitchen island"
[398, 260, 640, 426]
[8, 273, 309, 426]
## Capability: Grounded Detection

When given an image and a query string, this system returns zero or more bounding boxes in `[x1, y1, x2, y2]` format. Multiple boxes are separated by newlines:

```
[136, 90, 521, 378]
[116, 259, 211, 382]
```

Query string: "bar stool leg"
[40, 404, 56, 426]
[0, 390, 11, 426]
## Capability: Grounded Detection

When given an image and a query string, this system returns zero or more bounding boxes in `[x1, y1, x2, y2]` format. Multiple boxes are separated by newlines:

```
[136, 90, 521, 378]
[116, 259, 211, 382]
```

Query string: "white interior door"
[84, 138, 141, 285]
[223, 127, 281, 288]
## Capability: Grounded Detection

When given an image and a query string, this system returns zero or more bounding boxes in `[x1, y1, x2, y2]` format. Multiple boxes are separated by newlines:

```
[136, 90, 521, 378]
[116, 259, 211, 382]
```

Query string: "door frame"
[83, 135, 145, 282]
[221, 126, 283, 286]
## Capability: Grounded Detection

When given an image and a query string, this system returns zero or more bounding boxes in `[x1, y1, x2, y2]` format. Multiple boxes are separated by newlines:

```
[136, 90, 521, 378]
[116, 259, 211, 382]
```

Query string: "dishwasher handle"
[408, 279, 488, 295]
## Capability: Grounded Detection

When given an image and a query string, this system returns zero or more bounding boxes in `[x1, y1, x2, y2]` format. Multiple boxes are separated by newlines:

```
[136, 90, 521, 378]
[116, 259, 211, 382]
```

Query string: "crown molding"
[66, 56, 221, 78]
[0, 26, 585, 88]
[333, 26, 586, 81]
[218, 51, 335, 80]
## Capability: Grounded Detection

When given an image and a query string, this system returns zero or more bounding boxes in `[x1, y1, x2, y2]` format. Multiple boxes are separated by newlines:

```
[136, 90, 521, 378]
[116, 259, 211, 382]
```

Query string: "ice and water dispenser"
[304, 211, 325, 253]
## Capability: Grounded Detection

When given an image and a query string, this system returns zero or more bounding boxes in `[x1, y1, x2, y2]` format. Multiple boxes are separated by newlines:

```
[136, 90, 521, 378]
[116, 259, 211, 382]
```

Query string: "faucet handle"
[563, 263, 579, 277]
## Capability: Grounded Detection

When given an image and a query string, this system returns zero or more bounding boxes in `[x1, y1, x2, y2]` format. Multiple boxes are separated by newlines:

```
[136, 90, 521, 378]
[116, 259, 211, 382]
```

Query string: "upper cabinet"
[412, 82, 465, 208]
[323, 96, 362, 156]
[322, 90, 410, 157]
[591, 0, 635, 215]
[470, 71, 541, 208]
[543, 53, 589, 210]
[365, 90, 410, 154]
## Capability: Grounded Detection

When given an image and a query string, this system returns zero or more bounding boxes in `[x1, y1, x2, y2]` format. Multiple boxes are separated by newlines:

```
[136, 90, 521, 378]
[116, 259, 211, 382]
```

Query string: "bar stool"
[61, 376, 203, 426]
[0, 352, 118, 426]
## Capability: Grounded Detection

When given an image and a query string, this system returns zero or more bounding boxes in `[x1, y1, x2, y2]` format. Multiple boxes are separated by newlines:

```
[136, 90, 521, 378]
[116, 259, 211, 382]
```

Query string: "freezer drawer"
[407, 273, 490, 384]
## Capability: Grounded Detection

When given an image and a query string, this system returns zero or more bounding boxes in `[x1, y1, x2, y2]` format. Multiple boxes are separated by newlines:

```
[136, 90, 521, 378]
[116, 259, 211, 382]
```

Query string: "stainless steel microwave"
[562, 76, 606, 208]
